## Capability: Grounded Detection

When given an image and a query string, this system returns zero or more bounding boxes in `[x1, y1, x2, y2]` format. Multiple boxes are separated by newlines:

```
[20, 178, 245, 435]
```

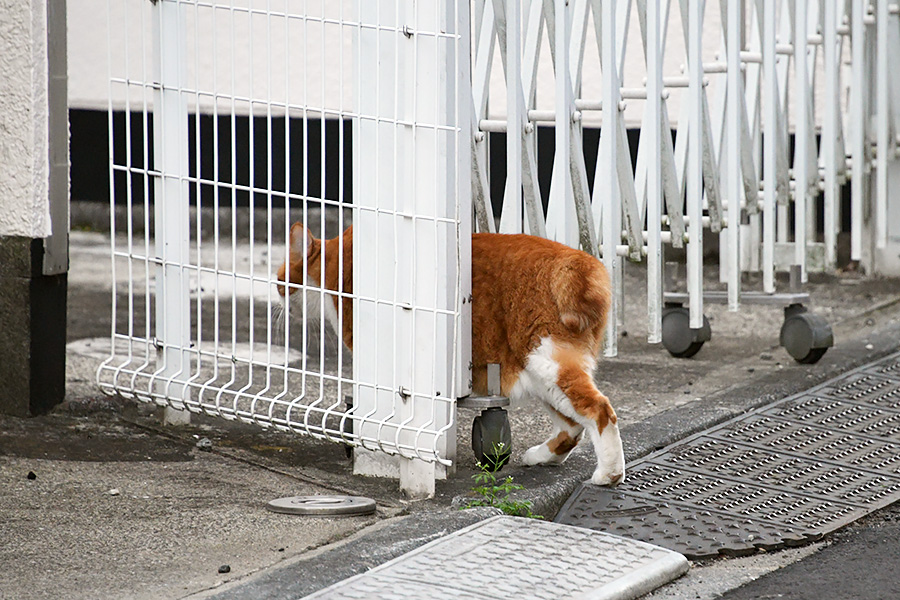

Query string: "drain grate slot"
[557, 352, 900, 559]
[709, 415, 900, 475]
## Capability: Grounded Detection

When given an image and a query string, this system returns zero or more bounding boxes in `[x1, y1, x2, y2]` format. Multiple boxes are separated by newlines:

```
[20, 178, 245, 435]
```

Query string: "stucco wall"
[68, 0, 712, 125]
[0, 0, 51, 238]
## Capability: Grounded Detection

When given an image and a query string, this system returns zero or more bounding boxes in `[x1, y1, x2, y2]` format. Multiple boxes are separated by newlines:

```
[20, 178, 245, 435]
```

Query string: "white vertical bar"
[602, 0, 620, 356]
[823, 0, 839, 269]
[503, 0, 524, 233]
[354, 0, 396, 479]
[455, 0, 473, 429]
[876, 0, 888, 249]
[850, 0, 865, 260]
[794, 0, 808, 279]
[153, 0, 192, 423]
[727, 0, 741, 310]
[553, 0, 576, 245]
[763, 0, 777, 292]
[647, 0, 663, 342]
[687, 0, 704, 327]
[101, 0, 117, 382]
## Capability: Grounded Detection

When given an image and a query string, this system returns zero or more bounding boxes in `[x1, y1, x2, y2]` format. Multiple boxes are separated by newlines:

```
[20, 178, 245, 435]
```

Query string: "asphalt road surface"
[719, 502, 900, 600]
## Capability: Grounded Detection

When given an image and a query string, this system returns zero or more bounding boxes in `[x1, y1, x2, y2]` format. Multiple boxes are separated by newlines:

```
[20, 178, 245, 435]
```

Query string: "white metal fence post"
[353, 0, 465, 498]
[153, 0, 192, 425]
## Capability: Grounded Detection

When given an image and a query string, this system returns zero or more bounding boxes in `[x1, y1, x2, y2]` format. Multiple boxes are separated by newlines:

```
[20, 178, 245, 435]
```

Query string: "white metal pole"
[153, 0, 192, 424]
[794, 0, 808, 280]
[727, 0, 742, 309]
[823, 0, 839, 269]
[601, 0, 620, 356]
[646, 0, 663, 342]
[502, 0, 524, 233]
[553, 0, 576, 246]
[876, 0, 888, 249]
[687, 0, 704, 327]
[850, 0, 865, 261]
[763, 0, 777, 292]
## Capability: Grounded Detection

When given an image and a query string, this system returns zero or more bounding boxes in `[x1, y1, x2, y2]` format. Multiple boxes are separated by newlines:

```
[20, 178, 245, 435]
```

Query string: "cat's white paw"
[591, 422, 625, 485]
[591, 466, 625, 486]
[522, 443, 558, 466]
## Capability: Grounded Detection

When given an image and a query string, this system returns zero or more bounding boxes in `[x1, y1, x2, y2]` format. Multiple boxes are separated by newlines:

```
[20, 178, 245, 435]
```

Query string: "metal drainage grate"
[556, 352, 900, 559]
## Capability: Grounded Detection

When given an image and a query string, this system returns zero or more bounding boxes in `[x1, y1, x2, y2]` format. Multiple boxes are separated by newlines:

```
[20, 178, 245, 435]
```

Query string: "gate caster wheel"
[662, 305, 712, 358]
[343, 396, 354, 459]
[472, 407, 511, 471]
[780, 304, 833, 364]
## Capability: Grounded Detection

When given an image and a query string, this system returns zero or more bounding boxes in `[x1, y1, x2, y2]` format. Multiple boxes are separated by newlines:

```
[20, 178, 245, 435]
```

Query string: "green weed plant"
[462, 446, 543, 519]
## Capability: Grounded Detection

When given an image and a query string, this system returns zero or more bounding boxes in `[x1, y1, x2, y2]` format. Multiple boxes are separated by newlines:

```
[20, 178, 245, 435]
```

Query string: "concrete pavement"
[1, 217, 899, 599]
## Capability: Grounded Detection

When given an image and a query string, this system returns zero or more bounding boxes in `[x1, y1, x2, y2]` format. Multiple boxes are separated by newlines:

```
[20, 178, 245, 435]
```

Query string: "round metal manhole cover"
[266, 495, 376, 516]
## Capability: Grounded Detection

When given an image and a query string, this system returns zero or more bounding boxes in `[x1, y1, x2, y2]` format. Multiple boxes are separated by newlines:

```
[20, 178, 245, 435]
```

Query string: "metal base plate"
[267, 495, 376, 517]
[664, 290, 810, 306]
[457, 395, 510, 409]
[302, 516, 688, 599]
[556, 352, 900, 559]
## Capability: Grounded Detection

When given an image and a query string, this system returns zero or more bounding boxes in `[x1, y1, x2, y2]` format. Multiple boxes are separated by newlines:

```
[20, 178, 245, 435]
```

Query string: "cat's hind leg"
[555, 362, 624, 486]
[522, 406, 585, 466]
[524, 339, 624, 485]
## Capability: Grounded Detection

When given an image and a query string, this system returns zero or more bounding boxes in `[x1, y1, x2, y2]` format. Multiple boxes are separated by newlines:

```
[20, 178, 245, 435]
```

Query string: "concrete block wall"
[0, 0, 69, 416]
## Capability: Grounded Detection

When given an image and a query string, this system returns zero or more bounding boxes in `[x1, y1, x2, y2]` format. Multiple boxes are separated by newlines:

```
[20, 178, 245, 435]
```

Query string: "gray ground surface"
[717, 503, 900, 600]
[2, 209, 899, 599]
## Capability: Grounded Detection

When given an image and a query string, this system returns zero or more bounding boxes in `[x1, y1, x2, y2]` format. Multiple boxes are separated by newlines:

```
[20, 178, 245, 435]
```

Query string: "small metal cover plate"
[267, 495, 376, 517]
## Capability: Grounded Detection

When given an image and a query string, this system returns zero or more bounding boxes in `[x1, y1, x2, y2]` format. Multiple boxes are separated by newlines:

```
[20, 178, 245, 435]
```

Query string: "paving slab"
[302, 516, 689, 600]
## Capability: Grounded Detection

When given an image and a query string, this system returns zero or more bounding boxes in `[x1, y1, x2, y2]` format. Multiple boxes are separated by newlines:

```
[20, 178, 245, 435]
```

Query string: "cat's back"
[471, 232, 606, 284]
[471, 233, 610, 345]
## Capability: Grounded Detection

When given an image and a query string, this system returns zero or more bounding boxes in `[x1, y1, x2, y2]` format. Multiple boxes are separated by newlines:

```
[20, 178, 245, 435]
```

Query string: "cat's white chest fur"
[285, 273, 343, 345]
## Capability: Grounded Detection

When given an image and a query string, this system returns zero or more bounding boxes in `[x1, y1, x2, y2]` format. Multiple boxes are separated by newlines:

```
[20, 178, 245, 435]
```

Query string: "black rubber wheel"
[343, 398, 354, 459]
[794, 347, 828, 365]
[472, 408, 512, 471]
[662, 306, 711, 358]
[780, 310, 832, 364]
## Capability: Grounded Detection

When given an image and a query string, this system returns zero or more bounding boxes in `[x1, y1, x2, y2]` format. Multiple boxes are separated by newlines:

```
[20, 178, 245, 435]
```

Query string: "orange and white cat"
[277, 222, 625, 486]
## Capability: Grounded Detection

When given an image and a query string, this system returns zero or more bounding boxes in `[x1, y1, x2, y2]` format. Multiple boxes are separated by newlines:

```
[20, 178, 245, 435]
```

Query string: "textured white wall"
[68, 2, 832, 127]
[0, 0, 51, 238]
[69, 0, 354, 115]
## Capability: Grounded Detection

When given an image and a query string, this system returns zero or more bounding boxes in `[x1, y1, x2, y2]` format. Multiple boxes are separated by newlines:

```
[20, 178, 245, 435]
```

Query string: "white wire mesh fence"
[97, 0, 471, 479]
[98, 0, 900, 483]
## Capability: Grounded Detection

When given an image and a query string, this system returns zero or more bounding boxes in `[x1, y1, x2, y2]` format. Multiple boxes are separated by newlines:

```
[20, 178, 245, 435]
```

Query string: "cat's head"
[276, 222, 320, 298]
[274, 221, 353, 351]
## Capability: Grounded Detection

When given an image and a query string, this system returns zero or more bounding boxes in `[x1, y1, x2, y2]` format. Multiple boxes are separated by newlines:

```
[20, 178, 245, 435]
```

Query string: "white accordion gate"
[473, 0, 900, 356]
[98, 0, 471, 496]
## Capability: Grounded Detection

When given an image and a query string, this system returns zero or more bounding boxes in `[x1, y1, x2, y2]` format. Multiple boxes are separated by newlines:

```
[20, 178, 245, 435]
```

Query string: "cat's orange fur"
[277, 222, 625, 486]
